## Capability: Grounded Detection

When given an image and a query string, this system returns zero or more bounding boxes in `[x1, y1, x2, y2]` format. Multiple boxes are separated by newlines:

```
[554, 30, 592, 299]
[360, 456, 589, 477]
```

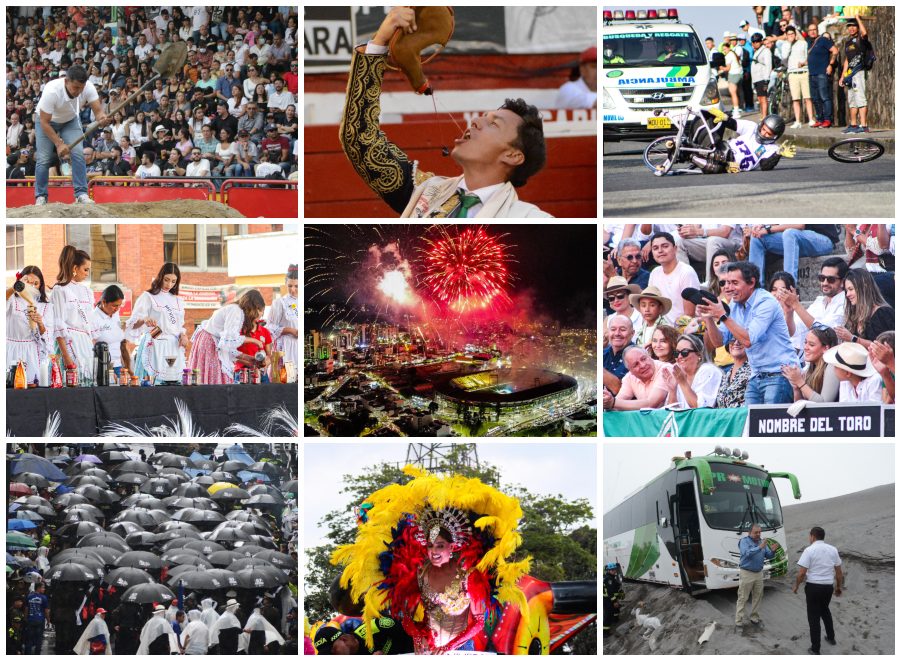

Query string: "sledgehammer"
[66, 41, 188, 151]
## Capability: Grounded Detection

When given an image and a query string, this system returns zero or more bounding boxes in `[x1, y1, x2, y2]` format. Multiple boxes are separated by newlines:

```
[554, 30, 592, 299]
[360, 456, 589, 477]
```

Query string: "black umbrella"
[67, 475, 109, 488]
[65, 461, 105, 476]
[193, 475, 215, 486]
[165, 564, 198, 581]
[160, 537, 202, 552]
[244, 494, 280, 507]
[51, 548, 105, 565]
[209, 471, 238, 483]
[100, 442, 130, 452]
[254, 550, 294, 569]
[223, 520, 270, 536]
[101, 451, 133, 464]
[247, 484, 285, 501]
[210, 487, 250, 502]
[154, 454, 196, 469]
[165, 553, 213, 569]
[172, 509, 226, 525]
[207, 550, 244, 567]
[156, 520, 200, 533]
[11, 453, 68, 480]
[158, 467, 190, 482]
[121, 583, 175, 605]
[234, 566, 286, 589]
[78, 532, 130, 552]
[246, 461, 281, 477]
[228, 558, 277, 572]
[141, 477, 177, 496]
[103, 567, 153, 590]
[282, 479, 298, 494]
[224, 511, 268, 525]
[63, 502, 106, 520]
[75, 467, 112, 480]
[218, 460, 250, 473]
[143, 510, 173, 525]
[182, 539, 226, 555]
[174, 483, 210, 498]
[82, 546, 122, 566]
[59, 510, 99, 525]
[46, 561, 98, 583]
[207, 568, 240, 588]
[113, 510, 158, 527]
[208, 527, 252, 544]
[154, 529, 202, 544]
[113, 460, 155, 475]
[109, 521, 144, 537]
[231, 544, 268, 557]
[122, 495, 167, 510]
[74, 485, 120, 504]
[165, 496, 217, 510]
[115, 551, 162, 570]
[55, 521, 103, 538]
[113, 472, 150, 486]
[125, 531, 159, 550]
[17, 472, 52, 488]
[193, 459, 217, 471]
[171, 569, 228, 590]
[52, 493, 90, 507]
[246, 535, 277, 550]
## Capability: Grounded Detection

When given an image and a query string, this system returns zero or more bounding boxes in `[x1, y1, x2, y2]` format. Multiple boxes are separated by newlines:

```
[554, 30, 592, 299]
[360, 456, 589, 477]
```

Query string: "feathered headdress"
[331, 465, 531, 650]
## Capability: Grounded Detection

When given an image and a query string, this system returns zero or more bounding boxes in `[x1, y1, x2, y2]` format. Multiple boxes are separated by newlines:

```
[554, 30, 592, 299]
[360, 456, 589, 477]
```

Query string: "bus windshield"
[603, 32, 707, 68]
[697, 464, 784, 531]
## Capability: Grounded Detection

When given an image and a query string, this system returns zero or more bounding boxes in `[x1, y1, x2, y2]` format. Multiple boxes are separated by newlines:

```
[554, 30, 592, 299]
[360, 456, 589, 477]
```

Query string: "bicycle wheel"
[827, 138, 885, 163]
[643, 135, 679, 175]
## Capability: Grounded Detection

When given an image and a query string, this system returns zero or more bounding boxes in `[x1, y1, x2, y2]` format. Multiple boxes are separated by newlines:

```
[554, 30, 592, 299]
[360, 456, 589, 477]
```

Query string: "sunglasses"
[621, 254, 641, 261]
[607, 292, 629, 302]
[718, 280, 726, 287]
[675, 349, 698, 358]
[817, 275, 841, 283]
[811, 321, 832, 332]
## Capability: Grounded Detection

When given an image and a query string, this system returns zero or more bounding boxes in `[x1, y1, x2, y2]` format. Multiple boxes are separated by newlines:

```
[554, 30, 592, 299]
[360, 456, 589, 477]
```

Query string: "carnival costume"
[339, 47, 552, 218]
[332, 465, 531, 654]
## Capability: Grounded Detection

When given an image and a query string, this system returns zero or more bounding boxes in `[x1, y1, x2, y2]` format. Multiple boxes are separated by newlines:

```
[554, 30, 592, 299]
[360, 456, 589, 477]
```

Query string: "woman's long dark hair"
[236, 289, 266, 335]
[97, 284, 125, 308]
[56, 245, 91, 285]
[18, 265, 48, 303]
[147, 262, 181, 295]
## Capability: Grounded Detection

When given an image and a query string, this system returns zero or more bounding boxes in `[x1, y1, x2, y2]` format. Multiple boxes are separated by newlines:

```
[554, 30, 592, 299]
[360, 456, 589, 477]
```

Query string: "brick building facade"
[8, 223, 294, 331]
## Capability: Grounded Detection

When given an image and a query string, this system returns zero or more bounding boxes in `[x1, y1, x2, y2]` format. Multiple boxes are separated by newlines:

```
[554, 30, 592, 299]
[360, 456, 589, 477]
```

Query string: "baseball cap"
[580, 46, 597, 64]
[265, 123, 277, 132]
[751, 33, 763, 43]
[740, 19, 750, 27]
[237, 129, 249, 137]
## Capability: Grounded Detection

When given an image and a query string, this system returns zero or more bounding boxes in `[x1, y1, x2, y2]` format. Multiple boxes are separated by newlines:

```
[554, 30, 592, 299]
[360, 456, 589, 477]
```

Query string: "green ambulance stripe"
[626, 522, 661, 578]
[666, 66, 691, 88]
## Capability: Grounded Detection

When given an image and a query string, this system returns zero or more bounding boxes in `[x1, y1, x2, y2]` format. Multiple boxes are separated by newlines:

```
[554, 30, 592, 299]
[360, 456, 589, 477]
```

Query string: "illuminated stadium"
[434, 369, 578, 418]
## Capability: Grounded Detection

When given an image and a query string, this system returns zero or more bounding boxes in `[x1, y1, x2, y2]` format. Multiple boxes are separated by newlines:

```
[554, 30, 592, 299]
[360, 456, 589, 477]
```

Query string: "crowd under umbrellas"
[7, 444, 299, 655]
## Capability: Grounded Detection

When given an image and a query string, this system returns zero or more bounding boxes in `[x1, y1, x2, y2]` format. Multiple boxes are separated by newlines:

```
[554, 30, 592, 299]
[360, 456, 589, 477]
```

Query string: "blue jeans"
[35, 117, 88, 199]
[745, 374, 794, 405]
[749, 229, 835, 281]
[810, 74, 833, 123]
[24, 621, 44, 655]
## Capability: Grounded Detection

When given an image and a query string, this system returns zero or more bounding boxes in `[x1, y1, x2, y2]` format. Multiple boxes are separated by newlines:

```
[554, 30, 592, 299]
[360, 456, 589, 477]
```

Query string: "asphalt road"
[603, 140, 895, 217]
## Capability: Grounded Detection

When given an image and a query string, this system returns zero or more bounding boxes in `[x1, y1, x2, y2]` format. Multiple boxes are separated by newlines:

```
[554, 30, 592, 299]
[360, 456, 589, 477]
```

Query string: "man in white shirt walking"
[792, 526, 843, 655]
[35, 65, 111, 205]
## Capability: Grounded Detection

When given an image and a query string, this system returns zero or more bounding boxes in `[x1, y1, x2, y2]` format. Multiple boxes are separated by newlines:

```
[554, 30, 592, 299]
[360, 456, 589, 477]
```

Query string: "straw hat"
[823, 342, 876, 378]
[629, 286, 673, 316]
[605, 275, 640, 297]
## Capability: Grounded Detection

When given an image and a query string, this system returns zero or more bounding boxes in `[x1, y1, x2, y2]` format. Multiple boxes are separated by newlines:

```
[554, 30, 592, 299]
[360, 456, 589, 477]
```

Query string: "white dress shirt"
[797, 540, 841, 585]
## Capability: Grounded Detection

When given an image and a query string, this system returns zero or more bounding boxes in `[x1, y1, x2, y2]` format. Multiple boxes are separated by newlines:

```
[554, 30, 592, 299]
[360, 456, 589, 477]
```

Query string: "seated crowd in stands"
[6, 6, 298, 186]
[603, 224, 895, 411]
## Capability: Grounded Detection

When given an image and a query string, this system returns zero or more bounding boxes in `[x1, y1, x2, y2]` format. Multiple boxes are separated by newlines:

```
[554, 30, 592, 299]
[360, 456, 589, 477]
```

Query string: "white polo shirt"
[37, 77, 99, 124]
[797, 540, 842, 585]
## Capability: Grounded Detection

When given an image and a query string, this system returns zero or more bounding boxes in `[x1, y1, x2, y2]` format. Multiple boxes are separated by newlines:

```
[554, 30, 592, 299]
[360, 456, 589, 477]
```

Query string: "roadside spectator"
[782, 326, 840, 402]
[7, 113, 24, 150]
[104, 145, 132, 176]
[722, 39, 743, 118]
[212, 128, 240, 178]
[135, 150, 160, 178]
[267, 78, 295, 112]
[238, 102, 264, 143]
[737, 34, 755, 112]
[824, 342, 882, 402]
[234, 129, 258, 176]
[807, 24, 838, 128]
[603, 347, 676, 411]
[185, 147, 211, 178]
[211, 100, 238, 140]
[748, 224, 838, 281]
[835, 268, 894, 348]
[750, 33, 772, 116]
[195, 124, 219, 163]
[785, 27, 816, 127]
[840, 16, 870, 133]
[647, 232, 701, 324]
[260, 123, 291, 176]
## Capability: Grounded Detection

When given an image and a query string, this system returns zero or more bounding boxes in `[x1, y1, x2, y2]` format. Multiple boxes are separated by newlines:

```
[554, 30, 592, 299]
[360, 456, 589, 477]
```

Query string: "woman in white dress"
[188, 290, 268, 385]
[125, 263, 189, 384]
[265, 264, 298, 368]
[51, 245, 94, 384]
[6, 266, 55, 385]
[90, 285, 126, 378]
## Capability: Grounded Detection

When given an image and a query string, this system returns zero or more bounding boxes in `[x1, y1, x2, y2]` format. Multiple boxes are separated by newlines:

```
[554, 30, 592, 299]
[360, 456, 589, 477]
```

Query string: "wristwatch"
[763, 225, 773, 234]
[718, 313, 728, 325]
[852, 335, 858, 343]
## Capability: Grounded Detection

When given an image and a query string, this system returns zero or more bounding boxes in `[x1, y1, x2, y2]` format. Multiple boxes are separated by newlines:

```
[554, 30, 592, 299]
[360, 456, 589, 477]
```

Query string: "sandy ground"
[7, 199, 244, 218]
[605, 484, 895, 655]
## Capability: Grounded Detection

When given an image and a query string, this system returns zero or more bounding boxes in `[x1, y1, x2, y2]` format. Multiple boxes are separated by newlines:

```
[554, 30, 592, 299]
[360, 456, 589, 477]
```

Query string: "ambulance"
[602, 9, 721, 142]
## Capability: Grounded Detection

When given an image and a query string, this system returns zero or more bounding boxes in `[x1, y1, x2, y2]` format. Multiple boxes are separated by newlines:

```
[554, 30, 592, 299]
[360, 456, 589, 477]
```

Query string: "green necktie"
[454, 189, 481, 218]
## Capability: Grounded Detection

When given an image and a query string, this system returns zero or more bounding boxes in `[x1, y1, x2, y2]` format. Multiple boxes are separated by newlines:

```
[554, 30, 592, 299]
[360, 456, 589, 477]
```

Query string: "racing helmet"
[756, 114, 785, 144]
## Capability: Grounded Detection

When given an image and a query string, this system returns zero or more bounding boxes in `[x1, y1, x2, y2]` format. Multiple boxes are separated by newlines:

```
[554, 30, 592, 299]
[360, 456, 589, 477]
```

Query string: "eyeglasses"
[606, 292, 629, 302]
[675, 349, 698, 358]
[817, 275, 841, 283]
[621, 254, 641, 261]
[718, 280, 726, 287]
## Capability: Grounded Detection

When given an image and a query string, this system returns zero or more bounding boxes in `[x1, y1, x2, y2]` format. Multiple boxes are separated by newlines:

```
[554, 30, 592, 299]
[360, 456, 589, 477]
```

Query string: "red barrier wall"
[7, 183, 75, 207]
[222, 181, 299, 218]
[90, 182, 212, 204]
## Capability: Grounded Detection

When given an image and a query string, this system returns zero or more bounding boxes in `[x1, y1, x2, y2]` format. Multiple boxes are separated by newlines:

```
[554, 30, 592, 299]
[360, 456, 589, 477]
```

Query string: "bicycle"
[642, 106, 723, 176]
[827, 138, 885, 163]
[767, 66, 789, 116]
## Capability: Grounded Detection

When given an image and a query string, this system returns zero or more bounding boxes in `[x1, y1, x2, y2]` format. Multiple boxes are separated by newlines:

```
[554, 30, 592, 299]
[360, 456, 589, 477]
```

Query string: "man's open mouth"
[454, 129, 472, 145]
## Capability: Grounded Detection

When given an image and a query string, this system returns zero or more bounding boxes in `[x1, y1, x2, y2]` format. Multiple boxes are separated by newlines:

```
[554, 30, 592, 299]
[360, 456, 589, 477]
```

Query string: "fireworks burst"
[419, 226, 513, 313]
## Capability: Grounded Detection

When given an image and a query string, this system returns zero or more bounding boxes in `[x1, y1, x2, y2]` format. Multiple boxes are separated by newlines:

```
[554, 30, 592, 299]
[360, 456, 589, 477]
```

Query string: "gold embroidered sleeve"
[339, 48, 416, 214]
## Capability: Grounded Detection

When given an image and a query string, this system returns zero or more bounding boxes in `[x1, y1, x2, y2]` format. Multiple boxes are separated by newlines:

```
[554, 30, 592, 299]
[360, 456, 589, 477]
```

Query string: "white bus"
[603, 447, 801, 593]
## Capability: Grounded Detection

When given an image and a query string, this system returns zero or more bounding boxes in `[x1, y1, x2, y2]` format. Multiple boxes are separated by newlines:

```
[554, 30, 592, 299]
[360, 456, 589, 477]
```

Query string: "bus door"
[674, 473, 705, 587]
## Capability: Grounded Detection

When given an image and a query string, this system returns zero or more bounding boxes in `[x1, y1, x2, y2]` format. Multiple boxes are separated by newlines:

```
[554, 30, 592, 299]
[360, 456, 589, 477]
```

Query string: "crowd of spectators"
[706, 6, 873, 132]
[6, 6, 298, 188]
[603, 224, 895, 413]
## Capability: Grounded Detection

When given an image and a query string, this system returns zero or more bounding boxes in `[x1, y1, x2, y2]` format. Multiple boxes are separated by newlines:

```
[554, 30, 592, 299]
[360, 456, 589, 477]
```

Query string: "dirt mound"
[7, 199, 245, 218]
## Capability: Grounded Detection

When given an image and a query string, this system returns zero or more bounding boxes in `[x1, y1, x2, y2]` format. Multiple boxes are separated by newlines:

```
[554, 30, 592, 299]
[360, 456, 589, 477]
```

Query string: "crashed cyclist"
[671, 108, 797, 174]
